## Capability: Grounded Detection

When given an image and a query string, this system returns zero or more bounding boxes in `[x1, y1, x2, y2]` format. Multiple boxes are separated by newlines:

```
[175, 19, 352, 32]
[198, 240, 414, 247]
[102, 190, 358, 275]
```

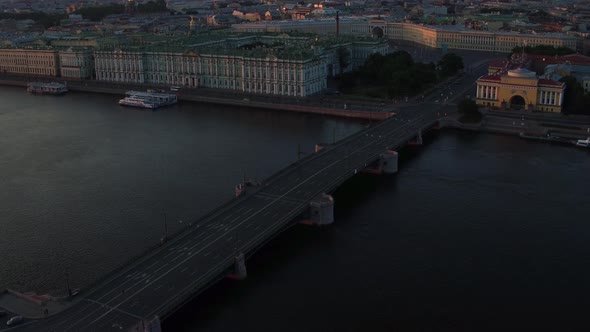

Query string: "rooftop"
[95, 31, 385, 60]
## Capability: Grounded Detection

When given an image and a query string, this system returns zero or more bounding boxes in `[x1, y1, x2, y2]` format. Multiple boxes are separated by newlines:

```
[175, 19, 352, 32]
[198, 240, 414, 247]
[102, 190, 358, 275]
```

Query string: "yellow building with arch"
[476, 68, 565, 113]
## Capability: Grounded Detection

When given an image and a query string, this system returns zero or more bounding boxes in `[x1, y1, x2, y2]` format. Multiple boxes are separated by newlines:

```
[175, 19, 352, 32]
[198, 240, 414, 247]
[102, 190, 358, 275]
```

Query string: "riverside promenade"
[0, 75, 395, 121]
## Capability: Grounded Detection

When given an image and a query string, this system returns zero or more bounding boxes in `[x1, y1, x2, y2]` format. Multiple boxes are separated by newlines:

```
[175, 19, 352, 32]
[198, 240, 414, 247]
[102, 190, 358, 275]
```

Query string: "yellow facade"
[235, 20, 579, 53]
[476, 68, 565, 113]
[0, 49, 59, 76]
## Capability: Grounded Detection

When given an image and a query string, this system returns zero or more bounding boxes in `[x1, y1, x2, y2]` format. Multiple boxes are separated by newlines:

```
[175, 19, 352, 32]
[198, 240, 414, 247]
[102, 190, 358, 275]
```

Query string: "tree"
[437, 53, 464, 78]
[457, 99, 482, 123]
[75, 5, 125, 21]
[138, 0, 168, 13]
[559, 76, 590, 115]
[337, 47, 351, 75]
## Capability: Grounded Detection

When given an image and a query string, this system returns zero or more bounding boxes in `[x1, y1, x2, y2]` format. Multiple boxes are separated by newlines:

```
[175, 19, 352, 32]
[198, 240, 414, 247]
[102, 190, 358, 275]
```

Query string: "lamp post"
[65, 269, 72, 297]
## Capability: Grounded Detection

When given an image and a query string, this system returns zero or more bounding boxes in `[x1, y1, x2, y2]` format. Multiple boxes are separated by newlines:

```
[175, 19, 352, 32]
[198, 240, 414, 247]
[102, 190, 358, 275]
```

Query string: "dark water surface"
[1, 87, 589, 331]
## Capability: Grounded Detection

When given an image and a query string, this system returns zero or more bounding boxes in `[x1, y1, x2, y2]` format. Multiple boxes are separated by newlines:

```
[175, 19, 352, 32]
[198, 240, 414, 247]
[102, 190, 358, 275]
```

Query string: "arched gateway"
[509, 95, 526, 110]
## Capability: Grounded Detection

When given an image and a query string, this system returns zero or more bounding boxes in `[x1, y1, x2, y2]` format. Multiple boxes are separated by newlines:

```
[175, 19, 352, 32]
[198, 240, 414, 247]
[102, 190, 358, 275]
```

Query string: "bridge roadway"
[5, 105, 445, 331]
[0, 57, 491, 331]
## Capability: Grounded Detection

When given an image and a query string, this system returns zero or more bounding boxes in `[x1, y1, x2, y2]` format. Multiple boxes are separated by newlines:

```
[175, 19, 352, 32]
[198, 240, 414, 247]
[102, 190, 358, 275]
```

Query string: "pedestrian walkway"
[0, 290, 71, 319]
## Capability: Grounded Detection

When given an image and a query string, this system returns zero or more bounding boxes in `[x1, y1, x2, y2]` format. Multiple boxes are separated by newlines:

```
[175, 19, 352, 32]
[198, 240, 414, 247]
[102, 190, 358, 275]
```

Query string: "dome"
[506, 68, 536, 78]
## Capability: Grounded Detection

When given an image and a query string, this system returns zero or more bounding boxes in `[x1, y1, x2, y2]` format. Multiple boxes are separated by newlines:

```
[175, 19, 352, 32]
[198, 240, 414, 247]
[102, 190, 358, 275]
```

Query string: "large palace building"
[0, 34, 387, 97]
[93, 34, 388, 97]
[476, 68, 565, 113]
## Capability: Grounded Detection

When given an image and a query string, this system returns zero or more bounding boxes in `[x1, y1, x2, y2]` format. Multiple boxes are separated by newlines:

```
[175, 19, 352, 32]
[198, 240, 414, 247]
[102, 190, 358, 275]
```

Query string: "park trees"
[559, 76, 590, 115]
[337, 51, 444, 99]
[457, 99, 482, 123]
[437, 53, 464, 79]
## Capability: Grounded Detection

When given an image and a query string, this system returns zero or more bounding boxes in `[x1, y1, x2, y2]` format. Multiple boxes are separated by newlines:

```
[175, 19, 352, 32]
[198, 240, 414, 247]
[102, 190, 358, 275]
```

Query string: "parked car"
[6, 315, 23, 326]
[0, 310, 6, 317]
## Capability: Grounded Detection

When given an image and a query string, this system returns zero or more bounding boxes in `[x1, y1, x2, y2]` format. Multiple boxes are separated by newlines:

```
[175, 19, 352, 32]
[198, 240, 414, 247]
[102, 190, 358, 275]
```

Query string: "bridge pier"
[380, 150, 398, 174]
[227, 252, 247, 280]
[408, 129, 423, 146]
[362, 150, 398, 175]
[300, 194, 334, 226]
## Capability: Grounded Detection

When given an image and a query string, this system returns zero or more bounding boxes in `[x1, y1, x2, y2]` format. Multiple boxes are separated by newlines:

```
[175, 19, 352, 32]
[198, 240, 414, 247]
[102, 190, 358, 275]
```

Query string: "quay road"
[6, 109, 445, 332]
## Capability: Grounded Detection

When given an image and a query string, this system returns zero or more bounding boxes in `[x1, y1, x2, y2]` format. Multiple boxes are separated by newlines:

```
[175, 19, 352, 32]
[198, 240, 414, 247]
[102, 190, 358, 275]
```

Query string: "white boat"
[27, 82, 68, 95]
[575, 138, 590, 147]
[118, 90, 177, 109]
[118, 96, 158, 109]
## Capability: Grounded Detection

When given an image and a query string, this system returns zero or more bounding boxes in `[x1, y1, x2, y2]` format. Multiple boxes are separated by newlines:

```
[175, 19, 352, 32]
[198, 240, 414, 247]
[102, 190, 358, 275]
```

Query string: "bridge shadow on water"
[162, 132, 441, 332]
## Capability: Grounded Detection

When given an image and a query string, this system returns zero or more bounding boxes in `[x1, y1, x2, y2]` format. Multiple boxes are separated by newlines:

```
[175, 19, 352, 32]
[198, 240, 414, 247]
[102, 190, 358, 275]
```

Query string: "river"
[1, 87, 589, 331]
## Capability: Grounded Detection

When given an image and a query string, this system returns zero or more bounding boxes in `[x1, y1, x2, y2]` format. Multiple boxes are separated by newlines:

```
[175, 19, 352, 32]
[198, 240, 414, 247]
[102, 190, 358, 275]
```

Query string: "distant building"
[59, 47, 93, 79]
[93, 34, 388, 97]
[0, 48, 59, 76]
[233, 19, 580, 53]
[423, 6, 447, 17]
[476, 68, 565, 113]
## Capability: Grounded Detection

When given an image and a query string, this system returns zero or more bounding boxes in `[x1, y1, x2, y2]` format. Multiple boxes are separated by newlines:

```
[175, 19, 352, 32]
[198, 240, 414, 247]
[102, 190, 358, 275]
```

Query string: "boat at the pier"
[576, 138, 590, 148]
[118, 90, 177, 109]
[27, 82, 68, 95]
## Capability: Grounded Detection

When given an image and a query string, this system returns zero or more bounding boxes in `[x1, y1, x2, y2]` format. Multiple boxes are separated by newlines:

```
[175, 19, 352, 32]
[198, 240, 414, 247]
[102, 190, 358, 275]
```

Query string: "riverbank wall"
[439, 117, 589, 148]
[0, 79, 395, 121]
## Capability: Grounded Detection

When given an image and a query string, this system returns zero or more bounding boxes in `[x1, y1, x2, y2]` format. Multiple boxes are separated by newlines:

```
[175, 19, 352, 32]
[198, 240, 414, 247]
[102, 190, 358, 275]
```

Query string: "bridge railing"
[310, 116, 439, 198]
[152, 199, 310, 319]
[80, 192, 252, 299]
[70, 97, 400, 300]
[155, 116, 442, 318]
[258, 114, 398, 191]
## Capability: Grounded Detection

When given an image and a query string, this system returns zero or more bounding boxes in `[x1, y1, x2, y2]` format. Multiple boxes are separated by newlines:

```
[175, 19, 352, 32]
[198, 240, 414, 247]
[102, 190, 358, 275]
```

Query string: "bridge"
[6, 105, 445, 331]
[5, 60, 486, 331]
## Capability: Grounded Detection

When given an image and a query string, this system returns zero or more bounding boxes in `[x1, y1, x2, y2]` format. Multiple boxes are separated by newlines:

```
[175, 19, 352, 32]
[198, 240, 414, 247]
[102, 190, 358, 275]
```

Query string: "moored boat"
[27, 82, 68, 95]
[118, 90, 177, 109]
[576, 138, 590, 148]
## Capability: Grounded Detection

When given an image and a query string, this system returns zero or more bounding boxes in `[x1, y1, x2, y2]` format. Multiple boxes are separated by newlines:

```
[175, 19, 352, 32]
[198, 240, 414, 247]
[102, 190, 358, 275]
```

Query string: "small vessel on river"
[118, 90, 177, 109]
[27, 82, 68, 95]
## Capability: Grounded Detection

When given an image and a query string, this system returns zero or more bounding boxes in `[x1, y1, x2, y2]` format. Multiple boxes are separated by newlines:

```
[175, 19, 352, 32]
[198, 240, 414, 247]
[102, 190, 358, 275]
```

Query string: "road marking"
[80, 115, 435, 329]
[152, 263, 169, 274]
[145, 260, 162, 270]
[163, 251, 177, 259]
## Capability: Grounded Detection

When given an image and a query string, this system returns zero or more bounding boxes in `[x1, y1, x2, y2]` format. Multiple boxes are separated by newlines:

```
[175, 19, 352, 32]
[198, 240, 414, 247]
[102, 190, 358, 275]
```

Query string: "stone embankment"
[0, 78, 395, 121]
